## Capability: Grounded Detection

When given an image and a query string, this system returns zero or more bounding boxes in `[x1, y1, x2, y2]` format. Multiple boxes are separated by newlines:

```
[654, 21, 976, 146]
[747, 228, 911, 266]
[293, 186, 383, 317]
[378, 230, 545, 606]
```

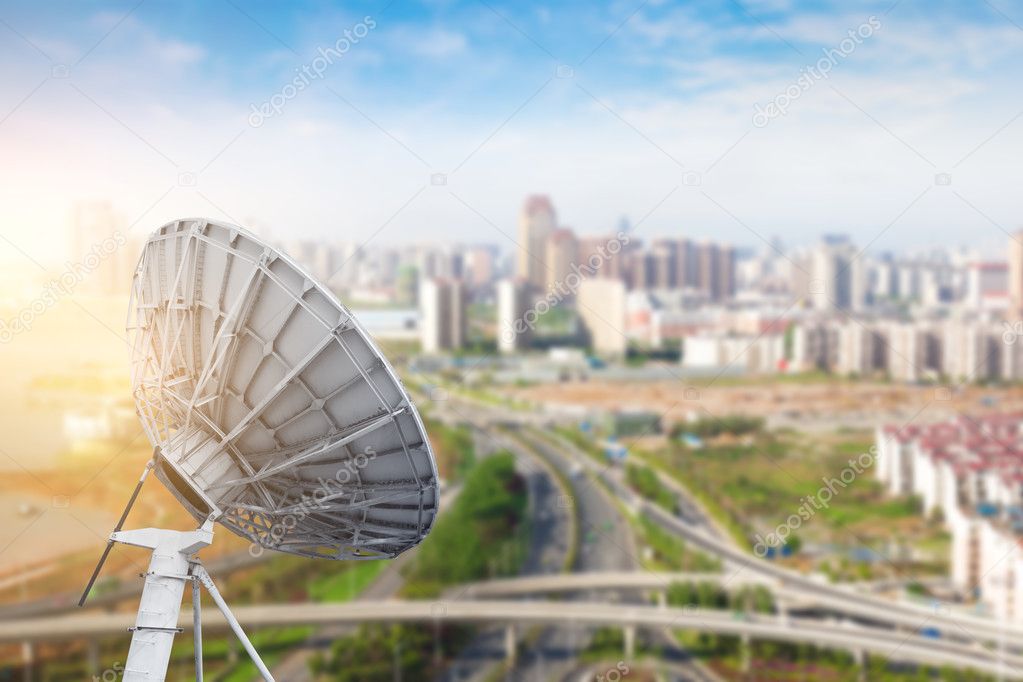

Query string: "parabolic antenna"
[127, 218, 439, 559]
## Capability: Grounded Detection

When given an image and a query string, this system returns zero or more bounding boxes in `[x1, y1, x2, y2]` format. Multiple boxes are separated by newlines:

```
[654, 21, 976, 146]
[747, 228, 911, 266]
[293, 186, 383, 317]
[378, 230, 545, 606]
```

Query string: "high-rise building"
[577, 278, 627, 357]
[419, 278, 466, 353]
[883, 321, 939, 382]
[545, 228, 578, 293]
[516, 195, 556, 291]
[807, 237, 865, 312]
[464, 246, 496, 288]
[627, 247, 654, 290]
[650, 239, 678, 289]
[966, 262, 1008, 309]
[71, 201, 133, 295]
[696, 241, 720, 299]
[675, 239, 696, 289]
[497, 278, 532, 354]
[834, 322, 885, 376]
[578, 234, 627, 280]
[716, 244, 736, 300]
[1009, 232, 1023, 315]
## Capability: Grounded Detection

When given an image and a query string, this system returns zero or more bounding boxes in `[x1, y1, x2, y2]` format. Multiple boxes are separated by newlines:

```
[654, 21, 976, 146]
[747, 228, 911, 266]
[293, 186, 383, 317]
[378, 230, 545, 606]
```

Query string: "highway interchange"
[5, 390, 1023, 680]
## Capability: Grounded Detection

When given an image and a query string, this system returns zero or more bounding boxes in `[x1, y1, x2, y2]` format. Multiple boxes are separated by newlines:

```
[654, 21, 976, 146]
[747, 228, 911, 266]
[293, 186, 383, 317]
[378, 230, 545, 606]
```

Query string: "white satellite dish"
[79, 218, 439, 682]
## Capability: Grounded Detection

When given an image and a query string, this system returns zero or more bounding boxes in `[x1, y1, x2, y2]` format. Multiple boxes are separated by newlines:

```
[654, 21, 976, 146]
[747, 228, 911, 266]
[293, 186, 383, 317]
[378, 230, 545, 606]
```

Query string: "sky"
[1, 0, 1022, 266]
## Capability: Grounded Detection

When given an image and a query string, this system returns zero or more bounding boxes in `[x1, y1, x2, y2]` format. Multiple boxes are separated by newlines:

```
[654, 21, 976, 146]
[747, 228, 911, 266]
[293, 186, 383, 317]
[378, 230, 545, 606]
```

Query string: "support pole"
[504, 624, 517, 665]
[115, 525, 213, 682]
[87, 640, 100, 678]
[21, 641, 34, 682]
[193, 565, 275, 681]
[623, 625, 636, 659]
[192, 577, 203, 682]
[777, 599, 789, 626]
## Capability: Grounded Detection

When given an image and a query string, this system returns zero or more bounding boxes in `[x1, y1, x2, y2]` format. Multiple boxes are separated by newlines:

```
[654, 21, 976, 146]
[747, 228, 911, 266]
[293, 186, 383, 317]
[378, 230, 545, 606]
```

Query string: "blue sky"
[1, 0, 1022, 263]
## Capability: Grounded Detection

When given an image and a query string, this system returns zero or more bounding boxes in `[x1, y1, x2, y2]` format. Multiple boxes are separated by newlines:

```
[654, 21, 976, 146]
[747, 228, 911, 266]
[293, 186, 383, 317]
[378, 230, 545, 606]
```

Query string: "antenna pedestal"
[113, 525, 213, 682]
[109, 523, 274, 682]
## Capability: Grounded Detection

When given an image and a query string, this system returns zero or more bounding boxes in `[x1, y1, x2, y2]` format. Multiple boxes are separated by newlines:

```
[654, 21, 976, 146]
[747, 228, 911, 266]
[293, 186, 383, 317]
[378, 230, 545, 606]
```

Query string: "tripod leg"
[193, 565, 275, 682]
[192, 576, 203, 682]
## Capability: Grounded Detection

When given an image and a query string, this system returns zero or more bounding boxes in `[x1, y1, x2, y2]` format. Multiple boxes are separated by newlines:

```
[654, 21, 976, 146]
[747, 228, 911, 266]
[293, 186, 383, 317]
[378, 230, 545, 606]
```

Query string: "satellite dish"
[128, 218, 439, 559]
[79, 218, 440, 681]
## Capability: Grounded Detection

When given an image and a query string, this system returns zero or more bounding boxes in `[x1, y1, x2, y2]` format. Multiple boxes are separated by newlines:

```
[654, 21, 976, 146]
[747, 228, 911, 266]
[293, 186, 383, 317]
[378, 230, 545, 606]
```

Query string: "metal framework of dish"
[127, 218, 439, 559]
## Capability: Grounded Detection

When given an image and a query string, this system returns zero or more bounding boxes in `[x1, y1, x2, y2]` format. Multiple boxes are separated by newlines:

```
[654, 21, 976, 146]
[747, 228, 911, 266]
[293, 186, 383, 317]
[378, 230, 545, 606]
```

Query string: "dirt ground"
[507, 378, 1023, 431]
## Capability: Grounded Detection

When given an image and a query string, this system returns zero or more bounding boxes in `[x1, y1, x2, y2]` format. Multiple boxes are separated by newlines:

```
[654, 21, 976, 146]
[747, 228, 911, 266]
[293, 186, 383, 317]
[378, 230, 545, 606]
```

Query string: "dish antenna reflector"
[79, 218, 439, 681]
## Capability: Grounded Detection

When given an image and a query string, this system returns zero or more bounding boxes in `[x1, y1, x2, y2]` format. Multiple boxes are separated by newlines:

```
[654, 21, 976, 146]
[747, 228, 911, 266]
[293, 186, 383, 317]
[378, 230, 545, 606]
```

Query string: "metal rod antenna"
[78, 459, 155, 607]
[192, 573, 203, 682]
[193, 564, 275, 682]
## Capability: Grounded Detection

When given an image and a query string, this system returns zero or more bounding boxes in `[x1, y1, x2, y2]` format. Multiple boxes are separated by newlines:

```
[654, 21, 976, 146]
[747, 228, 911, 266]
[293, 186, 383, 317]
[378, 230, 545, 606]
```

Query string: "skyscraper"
[674, 238, 695, 290]
[578, 234, 626, 280]
[497, 278, 532, 354]
[545, 227, 578, 293]
[419, 278, 466, 353]
[697, 241, 720, 300]
[464, 245, 496, 288]
[577, 278, 627, 357]
[650, 239, 678, 289]
[716, 244, 736, 300]
[517, 195, 556, 291]
[71, 200, 132, 296]
[807, 237, 865, 312]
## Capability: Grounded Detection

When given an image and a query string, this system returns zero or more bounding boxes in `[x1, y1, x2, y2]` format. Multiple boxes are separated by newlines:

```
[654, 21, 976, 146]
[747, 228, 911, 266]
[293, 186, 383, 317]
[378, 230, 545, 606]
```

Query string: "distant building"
[517, 195, 556, 291]
[1007, 233, 1023, 315]
[870, 258, 897, 301]
[697, 241, 719, 300]
[70, 201, 134, 296]
[876, 414, 1023, 623]
[942, 320, 1001, 383]
[682, 333, 785, 374]
[805, 237, 865, 312]
[833, 322, 886, 376]
[966, 262, 1008, 311]
[649, 239, 678, 289]
[497, 278, 532, 354]
[881, 322, 939, 382]
[578, 234, 627, 280]
[693, 241, 736, 301]
[464, 246, 496, 288]
[419, 278, 466, 353]
[545, 228, 578, 293]
[577, 278, 627, 357]
[791, 320, 838, 372]
[715, 244, 736, 300]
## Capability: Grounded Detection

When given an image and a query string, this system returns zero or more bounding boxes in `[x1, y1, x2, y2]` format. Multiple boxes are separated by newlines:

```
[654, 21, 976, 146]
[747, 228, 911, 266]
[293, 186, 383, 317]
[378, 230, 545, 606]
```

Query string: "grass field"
[640, 427, 948, 579]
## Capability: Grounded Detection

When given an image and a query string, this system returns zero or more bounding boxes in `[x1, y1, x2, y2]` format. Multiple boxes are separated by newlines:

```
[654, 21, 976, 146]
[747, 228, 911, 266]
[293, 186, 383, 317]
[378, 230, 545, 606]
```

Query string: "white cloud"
[146, 37, 206, 66]
[395, 27, 468, 59]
